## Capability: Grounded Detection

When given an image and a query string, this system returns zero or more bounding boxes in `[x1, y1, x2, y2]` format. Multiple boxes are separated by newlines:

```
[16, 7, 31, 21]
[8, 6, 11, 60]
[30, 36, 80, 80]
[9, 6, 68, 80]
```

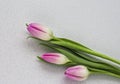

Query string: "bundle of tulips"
[26, 23, 120, 81]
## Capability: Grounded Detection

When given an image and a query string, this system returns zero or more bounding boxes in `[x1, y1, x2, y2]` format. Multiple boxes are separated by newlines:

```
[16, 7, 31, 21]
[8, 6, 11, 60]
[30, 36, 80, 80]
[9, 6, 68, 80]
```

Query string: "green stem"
[63, 62, 77, 67]
[40, 43, 120, 75]
[50, 38, 120, 65]
[89, 67, 120, 78]
[52, 38, 120, 71]
[57, 38, 91, 50]
[64, 47, 120, 71]
[41, 39, 120, 71]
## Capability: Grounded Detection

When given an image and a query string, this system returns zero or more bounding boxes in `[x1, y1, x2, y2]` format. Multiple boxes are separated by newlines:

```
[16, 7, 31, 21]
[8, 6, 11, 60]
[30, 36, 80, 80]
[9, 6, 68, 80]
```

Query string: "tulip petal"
[29, 23, 52, 34]
[27, 23, 53, 40]
[40, 53, 69, 64]
[65, 65, 89, 81]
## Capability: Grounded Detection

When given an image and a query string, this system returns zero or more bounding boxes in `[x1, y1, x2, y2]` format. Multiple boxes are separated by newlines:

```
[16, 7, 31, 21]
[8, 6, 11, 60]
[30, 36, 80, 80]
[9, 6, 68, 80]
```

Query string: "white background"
[0, 0, 120, 84]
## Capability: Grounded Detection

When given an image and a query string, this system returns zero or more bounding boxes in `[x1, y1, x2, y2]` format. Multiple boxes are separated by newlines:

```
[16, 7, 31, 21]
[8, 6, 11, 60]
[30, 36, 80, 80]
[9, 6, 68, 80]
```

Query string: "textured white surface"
[0, 0, 120, 84]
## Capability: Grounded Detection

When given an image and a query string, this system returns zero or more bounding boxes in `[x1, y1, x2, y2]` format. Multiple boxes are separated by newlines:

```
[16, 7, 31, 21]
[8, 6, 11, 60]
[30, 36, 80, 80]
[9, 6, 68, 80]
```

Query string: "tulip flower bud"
[40, 53, 70, 64]
[27, 23, 53, 41]
[65, 65, 90, 81]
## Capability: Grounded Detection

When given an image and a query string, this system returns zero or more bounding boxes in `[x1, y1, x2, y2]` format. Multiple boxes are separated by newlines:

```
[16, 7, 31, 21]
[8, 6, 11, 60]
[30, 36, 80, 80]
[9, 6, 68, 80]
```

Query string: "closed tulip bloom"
[40, 53, 70, 64]
[65, 65, 90, 81]
[27, 23, 53, 41]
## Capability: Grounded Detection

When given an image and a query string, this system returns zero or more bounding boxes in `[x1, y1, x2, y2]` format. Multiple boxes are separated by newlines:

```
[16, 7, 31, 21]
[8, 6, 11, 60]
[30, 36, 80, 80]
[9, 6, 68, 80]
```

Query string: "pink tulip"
[27, 23, 53, 41]
[65, 65, 89, 81]
[40, 53, 70, 64]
